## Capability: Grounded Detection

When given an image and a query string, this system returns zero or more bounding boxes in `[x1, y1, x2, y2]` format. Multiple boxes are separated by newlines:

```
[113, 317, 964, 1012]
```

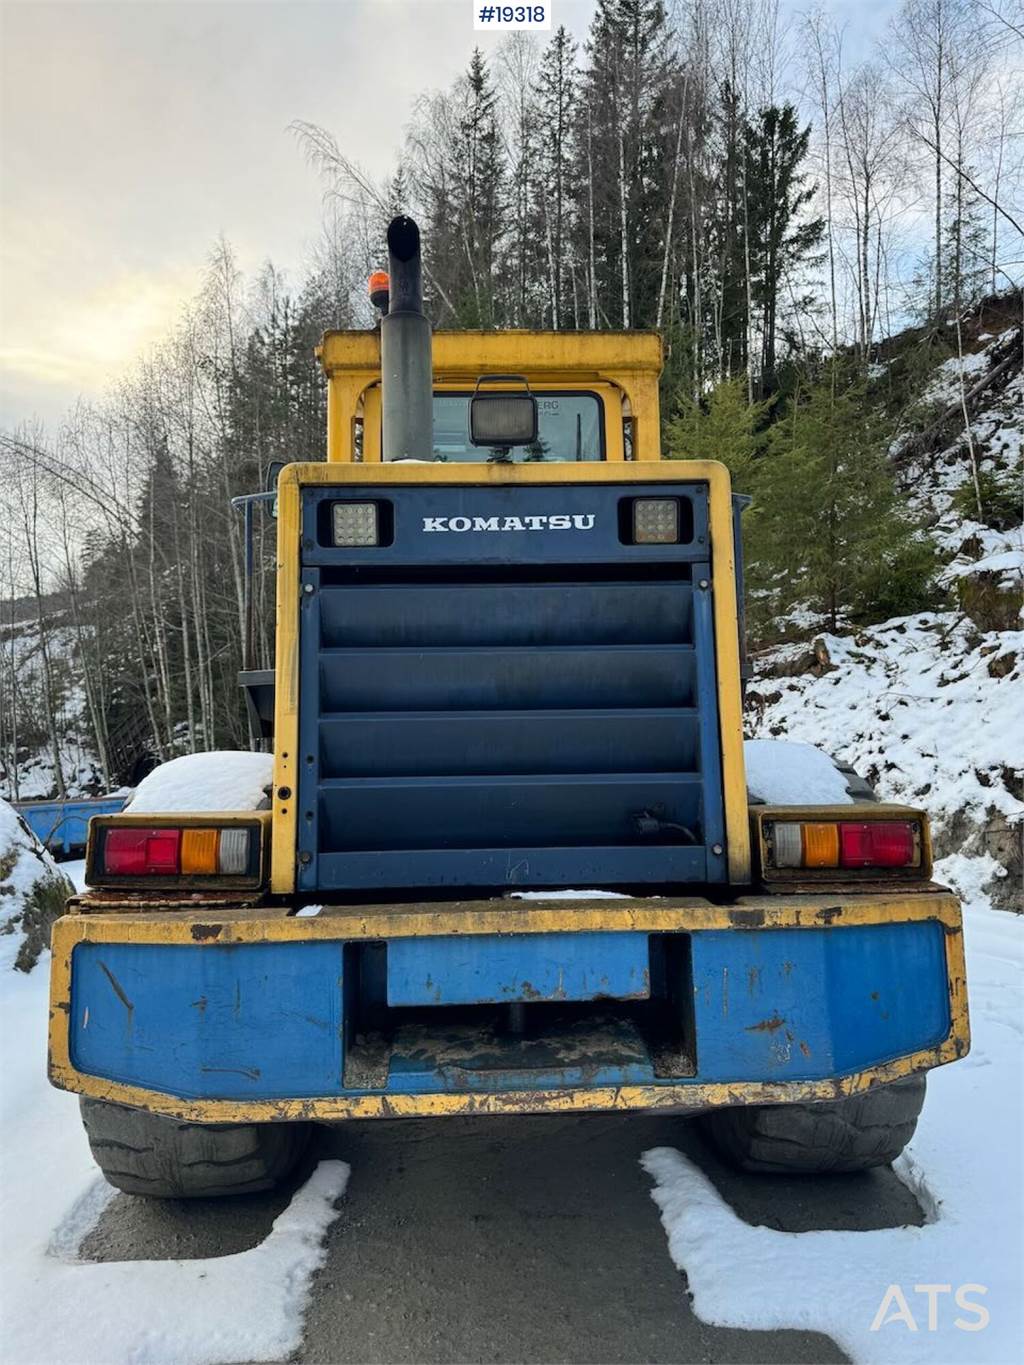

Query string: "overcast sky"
[0, 0, 897, 431]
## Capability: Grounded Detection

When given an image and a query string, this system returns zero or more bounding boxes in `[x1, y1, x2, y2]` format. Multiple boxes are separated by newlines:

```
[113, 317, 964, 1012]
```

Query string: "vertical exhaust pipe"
[381, 216, 433, 461]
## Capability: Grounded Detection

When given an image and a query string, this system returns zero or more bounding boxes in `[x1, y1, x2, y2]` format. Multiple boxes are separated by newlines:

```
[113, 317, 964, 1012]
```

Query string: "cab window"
[427, 392, 604, 463]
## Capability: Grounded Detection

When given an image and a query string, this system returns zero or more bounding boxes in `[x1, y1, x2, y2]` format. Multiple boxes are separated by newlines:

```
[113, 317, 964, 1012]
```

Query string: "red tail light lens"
[839, 821, 916, 868]
[103, 827, 181, 875]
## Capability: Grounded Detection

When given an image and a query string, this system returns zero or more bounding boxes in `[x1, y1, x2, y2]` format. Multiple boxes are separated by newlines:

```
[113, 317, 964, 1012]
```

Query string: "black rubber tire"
[701, 1076, 927, 1175]
[80, 1098, 312, 1198]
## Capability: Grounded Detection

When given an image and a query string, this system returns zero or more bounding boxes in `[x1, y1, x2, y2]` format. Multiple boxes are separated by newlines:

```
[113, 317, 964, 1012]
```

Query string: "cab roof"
[317, 329, 663, 386]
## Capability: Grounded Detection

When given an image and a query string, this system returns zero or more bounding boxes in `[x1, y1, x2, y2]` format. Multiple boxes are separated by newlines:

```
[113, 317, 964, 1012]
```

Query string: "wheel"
[700, 1076, 926, 1175]
[80, 1098, 312, 1198]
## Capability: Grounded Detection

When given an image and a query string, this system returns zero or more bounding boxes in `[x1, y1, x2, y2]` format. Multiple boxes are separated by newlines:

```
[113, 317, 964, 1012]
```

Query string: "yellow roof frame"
[316, 329, 664, 463]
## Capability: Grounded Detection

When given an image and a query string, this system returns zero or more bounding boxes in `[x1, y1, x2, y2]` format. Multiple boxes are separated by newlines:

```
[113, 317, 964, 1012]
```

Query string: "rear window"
[427, 392, 604, 463]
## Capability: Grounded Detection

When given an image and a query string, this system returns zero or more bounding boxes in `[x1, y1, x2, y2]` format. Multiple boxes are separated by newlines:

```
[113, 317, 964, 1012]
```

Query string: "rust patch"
[815, 905, 843, 925]
[729, 908, 765, 928]
[191, 996, 208, 1014]
[190, 923, 223, 941]
[799, 1040, 811, 1057]
[745, 1011, 786, 1033]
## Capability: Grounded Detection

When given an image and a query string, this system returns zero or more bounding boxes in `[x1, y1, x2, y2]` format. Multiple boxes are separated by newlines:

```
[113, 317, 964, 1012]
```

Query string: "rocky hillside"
[748, 304, 1023, 911]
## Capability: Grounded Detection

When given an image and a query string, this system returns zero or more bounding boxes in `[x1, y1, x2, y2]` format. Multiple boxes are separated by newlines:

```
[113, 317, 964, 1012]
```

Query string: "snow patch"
[918, 347, 991, 409]
[0, 941, 348, 1365]
[511, 889, 633, 900]
[744, 739, 854, 806]
[642, 903, 1024, 1364]
[0, 798, 73, 972]
[127, 751, 274, 812]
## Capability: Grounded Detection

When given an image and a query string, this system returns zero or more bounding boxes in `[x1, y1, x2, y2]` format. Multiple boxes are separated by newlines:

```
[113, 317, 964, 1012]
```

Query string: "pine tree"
[663, 378, 770, 492]
[533, 26, 579, 328]
[744, 105, 825, 396]
[753, 377, 936, 630]
[455, 48, 505, 326]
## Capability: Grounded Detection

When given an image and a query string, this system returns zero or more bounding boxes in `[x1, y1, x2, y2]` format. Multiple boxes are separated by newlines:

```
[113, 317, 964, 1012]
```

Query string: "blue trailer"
[14, 794, 129, 858]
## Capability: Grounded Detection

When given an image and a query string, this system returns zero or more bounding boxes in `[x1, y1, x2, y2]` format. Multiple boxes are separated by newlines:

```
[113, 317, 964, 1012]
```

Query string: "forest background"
[0, 0, 1021, 795]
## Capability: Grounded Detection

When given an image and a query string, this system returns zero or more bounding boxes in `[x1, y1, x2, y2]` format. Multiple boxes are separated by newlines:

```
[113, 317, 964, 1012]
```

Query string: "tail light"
[760, 811, 927, 880]
[88, 818, 265, 888]
[839, 821, 917, 867]
[104, 828, 181, 875]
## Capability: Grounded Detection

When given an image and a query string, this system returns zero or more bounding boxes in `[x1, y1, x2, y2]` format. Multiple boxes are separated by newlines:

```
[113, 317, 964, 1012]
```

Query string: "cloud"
[1, 262, 202, 395]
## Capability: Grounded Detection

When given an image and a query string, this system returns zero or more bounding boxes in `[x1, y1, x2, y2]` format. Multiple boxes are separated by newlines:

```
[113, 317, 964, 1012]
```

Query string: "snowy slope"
[748, 612, 1023, 909]
[750, 316, 1022, 911]
[898, 324, 1022, 595]
[0, 798, 74, 971]
[0, 615, 105, 801]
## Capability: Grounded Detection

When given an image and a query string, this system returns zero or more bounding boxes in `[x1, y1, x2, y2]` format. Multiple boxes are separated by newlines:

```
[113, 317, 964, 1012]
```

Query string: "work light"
[633, 498, 680, 544]
[332, 502, 379, 546]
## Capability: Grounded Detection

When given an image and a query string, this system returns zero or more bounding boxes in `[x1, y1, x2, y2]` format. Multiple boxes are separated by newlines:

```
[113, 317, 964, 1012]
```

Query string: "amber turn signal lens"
[181, 827, 219, 875]
[801, 822, 840, 868]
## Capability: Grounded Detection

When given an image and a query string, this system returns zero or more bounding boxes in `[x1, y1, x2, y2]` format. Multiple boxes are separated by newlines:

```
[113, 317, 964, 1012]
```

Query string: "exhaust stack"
[381, 216, 432, 461]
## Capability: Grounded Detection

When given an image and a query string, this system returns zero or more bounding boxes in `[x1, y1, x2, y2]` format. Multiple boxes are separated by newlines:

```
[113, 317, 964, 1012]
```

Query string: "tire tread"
[80, 1098, 311, 1198]
[701, 1076, 926, 1174]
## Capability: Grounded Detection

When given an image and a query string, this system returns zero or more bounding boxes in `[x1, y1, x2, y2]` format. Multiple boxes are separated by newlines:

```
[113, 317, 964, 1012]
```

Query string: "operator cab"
[317, 329, 663, 465]
[432, 389, 604, 464]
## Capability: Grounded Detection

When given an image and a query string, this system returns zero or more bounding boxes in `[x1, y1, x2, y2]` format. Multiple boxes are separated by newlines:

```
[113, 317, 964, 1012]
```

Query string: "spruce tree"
[581, 0, 674, 328]
[743, 105, 825, 396]
[710, 81, 749, 381]
[753, 376, 936, 630]
[455, 49, 505, 326]
[533, 26, 579, 329]
[664, 378, 770, 493]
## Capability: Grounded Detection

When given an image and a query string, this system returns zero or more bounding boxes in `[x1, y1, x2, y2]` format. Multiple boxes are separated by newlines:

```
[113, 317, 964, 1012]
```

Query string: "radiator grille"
[297, 484, 726, 892]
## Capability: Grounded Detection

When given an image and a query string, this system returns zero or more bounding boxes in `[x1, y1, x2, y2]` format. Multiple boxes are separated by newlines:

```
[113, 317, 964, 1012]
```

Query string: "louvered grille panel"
[296, 483, 726, 892]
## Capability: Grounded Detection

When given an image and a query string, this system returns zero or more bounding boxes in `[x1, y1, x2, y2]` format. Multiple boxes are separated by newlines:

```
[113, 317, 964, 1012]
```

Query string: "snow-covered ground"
[644, 894, 1024, 1365]
[0, 799, 74, 971]
[0, 858, 348, 1365]
[1, 874, 1022, 1364]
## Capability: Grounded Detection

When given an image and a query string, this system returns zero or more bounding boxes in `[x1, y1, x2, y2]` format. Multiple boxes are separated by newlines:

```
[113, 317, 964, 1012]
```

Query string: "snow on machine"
[47, 218, 968, 1196]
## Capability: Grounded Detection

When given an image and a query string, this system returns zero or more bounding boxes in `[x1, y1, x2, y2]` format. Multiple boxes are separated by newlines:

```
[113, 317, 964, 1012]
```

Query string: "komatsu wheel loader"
[49, 219, 968, 1196]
